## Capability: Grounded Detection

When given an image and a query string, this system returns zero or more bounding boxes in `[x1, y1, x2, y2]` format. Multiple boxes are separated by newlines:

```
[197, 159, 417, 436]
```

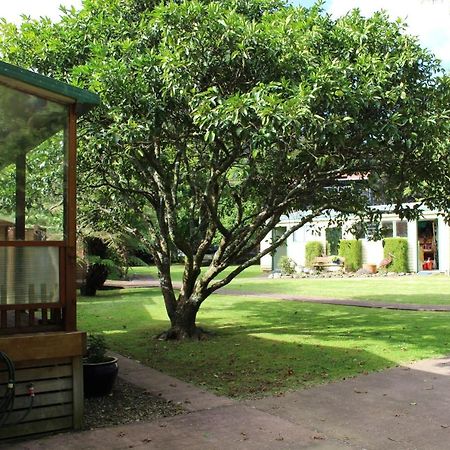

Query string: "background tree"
[1, 0, 449, 339]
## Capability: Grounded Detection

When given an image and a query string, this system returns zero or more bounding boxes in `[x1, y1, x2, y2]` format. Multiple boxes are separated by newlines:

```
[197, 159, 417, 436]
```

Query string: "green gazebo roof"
[0, 61, 100, 169]
[0, 61, 100, 114]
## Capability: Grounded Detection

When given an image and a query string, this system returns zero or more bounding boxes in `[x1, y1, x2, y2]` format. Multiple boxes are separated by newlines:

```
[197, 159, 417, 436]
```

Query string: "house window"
[363, 220, 408, 240]
[381, 221, 393, 238]
[364, 223, 377, 239]
[380, 220, 408, 238]
[396, 221, 408, 237]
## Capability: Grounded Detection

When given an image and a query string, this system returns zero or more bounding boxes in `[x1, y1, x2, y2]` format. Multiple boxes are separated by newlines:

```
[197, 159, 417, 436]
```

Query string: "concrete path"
[105, 277, 450, 311]
[111, 352, 235, 413]
[247, 357, 450, 450]
[5, 354, 450, 450]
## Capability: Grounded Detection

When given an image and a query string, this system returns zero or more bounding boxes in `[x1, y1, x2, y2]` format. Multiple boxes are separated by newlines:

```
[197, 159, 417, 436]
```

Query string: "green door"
[272, 227, 287, 270]
[326, 227, 342, 256]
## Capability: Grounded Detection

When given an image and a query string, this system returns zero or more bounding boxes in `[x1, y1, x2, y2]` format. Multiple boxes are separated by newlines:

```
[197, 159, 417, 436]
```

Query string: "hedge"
[338, 239, 362, 272]
[383, 237, 409, 272]
[305, 241, 323, 267]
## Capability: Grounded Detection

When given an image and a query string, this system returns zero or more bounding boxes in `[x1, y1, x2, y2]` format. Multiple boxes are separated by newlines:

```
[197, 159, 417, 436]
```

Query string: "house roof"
[0, 61, 100, 115]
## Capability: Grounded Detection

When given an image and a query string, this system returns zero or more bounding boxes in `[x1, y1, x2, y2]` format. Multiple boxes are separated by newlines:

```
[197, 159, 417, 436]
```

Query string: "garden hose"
[0, 352, 35, 428]
[12, 384, 35, 425]
[0, 351, 15, 427]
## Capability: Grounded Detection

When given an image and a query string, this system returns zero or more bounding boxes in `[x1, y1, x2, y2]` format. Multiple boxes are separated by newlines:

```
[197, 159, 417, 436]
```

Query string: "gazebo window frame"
[0, 80, 78, 334]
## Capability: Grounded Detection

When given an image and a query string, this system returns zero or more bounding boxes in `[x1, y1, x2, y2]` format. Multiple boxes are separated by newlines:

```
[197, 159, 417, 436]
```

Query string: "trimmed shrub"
[279, 256, 297, 275]
[338, 239, 362, 272]
[305, 241, 323, 267]
[383, 237, 409, 272]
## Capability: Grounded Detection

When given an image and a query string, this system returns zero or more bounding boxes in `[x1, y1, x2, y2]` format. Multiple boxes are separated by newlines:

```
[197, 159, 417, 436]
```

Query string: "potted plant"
[83, 333, 119, 397]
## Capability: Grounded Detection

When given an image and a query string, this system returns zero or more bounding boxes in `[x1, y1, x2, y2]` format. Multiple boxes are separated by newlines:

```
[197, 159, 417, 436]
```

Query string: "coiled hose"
[0, 352, 34, 428]
[0, 351, 15, 427]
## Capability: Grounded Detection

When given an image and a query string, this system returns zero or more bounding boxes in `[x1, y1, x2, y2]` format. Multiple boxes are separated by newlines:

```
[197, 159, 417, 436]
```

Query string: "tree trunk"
[79, 237, 109, 296]
[158, 295, 206, 340]
[80, 263, 109, 296]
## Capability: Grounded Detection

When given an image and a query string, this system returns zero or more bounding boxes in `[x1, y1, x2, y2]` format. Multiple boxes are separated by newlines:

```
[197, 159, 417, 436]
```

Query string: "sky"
[1, 0, 449, 69]
[0, 0, 82, 23]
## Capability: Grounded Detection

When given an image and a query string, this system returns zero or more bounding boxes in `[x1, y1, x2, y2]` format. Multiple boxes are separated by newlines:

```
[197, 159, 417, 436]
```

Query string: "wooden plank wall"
[0, 357, 77, 439]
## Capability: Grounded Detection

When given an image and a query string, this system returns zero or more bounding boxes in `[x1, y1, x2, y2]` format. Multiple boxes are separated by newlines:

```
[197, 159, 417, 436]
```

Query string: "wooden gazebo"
[0, 61, 99, 439]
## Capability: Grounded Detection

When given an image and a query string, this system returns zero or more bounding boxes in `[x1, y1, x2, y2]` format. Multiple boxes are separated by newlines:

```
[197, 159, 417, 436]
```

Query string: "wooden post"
[64, 105, 77, 332]
[15, 153, 26, 241]
[14, 154, 26, 308]
[72, 356, 84, 429]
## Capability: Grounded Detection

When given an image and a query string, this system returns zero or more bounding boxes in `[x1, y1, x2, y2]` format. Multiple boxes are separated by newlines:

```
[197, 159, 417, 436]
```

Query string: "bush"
[305, 241, 323, 267]
[383, 237, 409, 272]
[338, 239, 362, 272]
[279, 256, 296, 275]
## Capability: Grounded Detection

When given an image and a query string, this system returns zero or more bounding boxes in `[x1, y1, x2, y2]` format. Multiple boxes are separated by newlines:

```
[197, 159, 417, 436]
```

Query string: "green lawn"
[225, 274, 450, 305]
[128, 264, 262, 282]
[128, 264, 450, 306]
[78, 282, 450, 398]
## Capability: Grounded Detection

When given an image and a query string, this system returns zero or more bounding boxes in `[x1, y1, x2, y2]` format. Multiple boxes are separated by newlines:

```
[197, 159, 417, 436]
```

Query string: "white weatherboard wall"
[407, 221, 418, 272]
[287, 227, 307, 267]
[287, 221, 327, 268]
[260, 235, 272, 271]
[361, 239, 383, 266]
[438, 216, 450, 274]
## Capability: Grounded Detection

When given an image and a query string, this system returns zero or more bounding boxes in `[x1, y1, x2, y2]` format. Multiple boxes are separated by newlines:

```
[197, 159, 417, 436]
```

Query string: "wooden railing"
[0, 304, 64, 334]
[0, 243, 71, 334]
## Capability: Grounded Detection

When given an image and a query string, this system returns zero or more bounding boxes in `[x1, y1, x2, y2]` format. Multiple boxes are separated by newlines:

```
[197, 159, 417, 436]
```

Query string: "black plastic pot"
[83, 357, 119, 397]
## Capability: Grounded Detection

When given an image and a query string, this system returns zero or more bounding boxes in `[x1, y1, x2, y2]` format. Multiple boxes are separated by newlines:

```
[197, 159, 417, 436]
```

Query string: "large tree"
[1, 0, 449, 339]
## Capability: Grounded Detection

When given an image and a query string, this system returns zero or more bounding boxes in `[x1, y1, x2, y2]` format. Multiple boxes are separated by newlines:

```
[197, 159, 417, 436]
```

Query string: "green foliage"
[305, 241, 323, 267]
[85, 333, 108, 363]
[278, 255, 296, 275]
[79, 228, 147, 280]
[0, 133, 65, 236]
[383, 237, 409, 272]
[338, 239, 362, 272]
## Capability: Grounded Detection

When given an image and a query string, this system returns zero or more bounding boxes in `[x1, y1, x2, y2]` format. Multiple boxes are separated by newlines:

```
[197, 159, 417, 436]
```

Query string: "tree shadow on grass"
[143, 330, 394, 398]
[77, 288, 450, 399]
[175, 300, 450, 397]
[200, 297, 450, 358]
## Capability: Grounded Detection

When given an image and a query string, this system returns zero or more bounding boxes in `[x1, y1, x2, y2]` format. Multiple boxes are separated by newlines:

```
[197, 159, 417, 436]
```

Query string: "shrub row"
[303, 237, 408, 273]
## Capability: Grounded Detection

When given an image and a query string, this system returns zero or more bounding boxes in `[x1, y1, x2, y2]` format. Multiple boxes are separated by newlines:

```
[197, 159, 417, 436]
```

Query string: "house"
[261, 206, 450, 274]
